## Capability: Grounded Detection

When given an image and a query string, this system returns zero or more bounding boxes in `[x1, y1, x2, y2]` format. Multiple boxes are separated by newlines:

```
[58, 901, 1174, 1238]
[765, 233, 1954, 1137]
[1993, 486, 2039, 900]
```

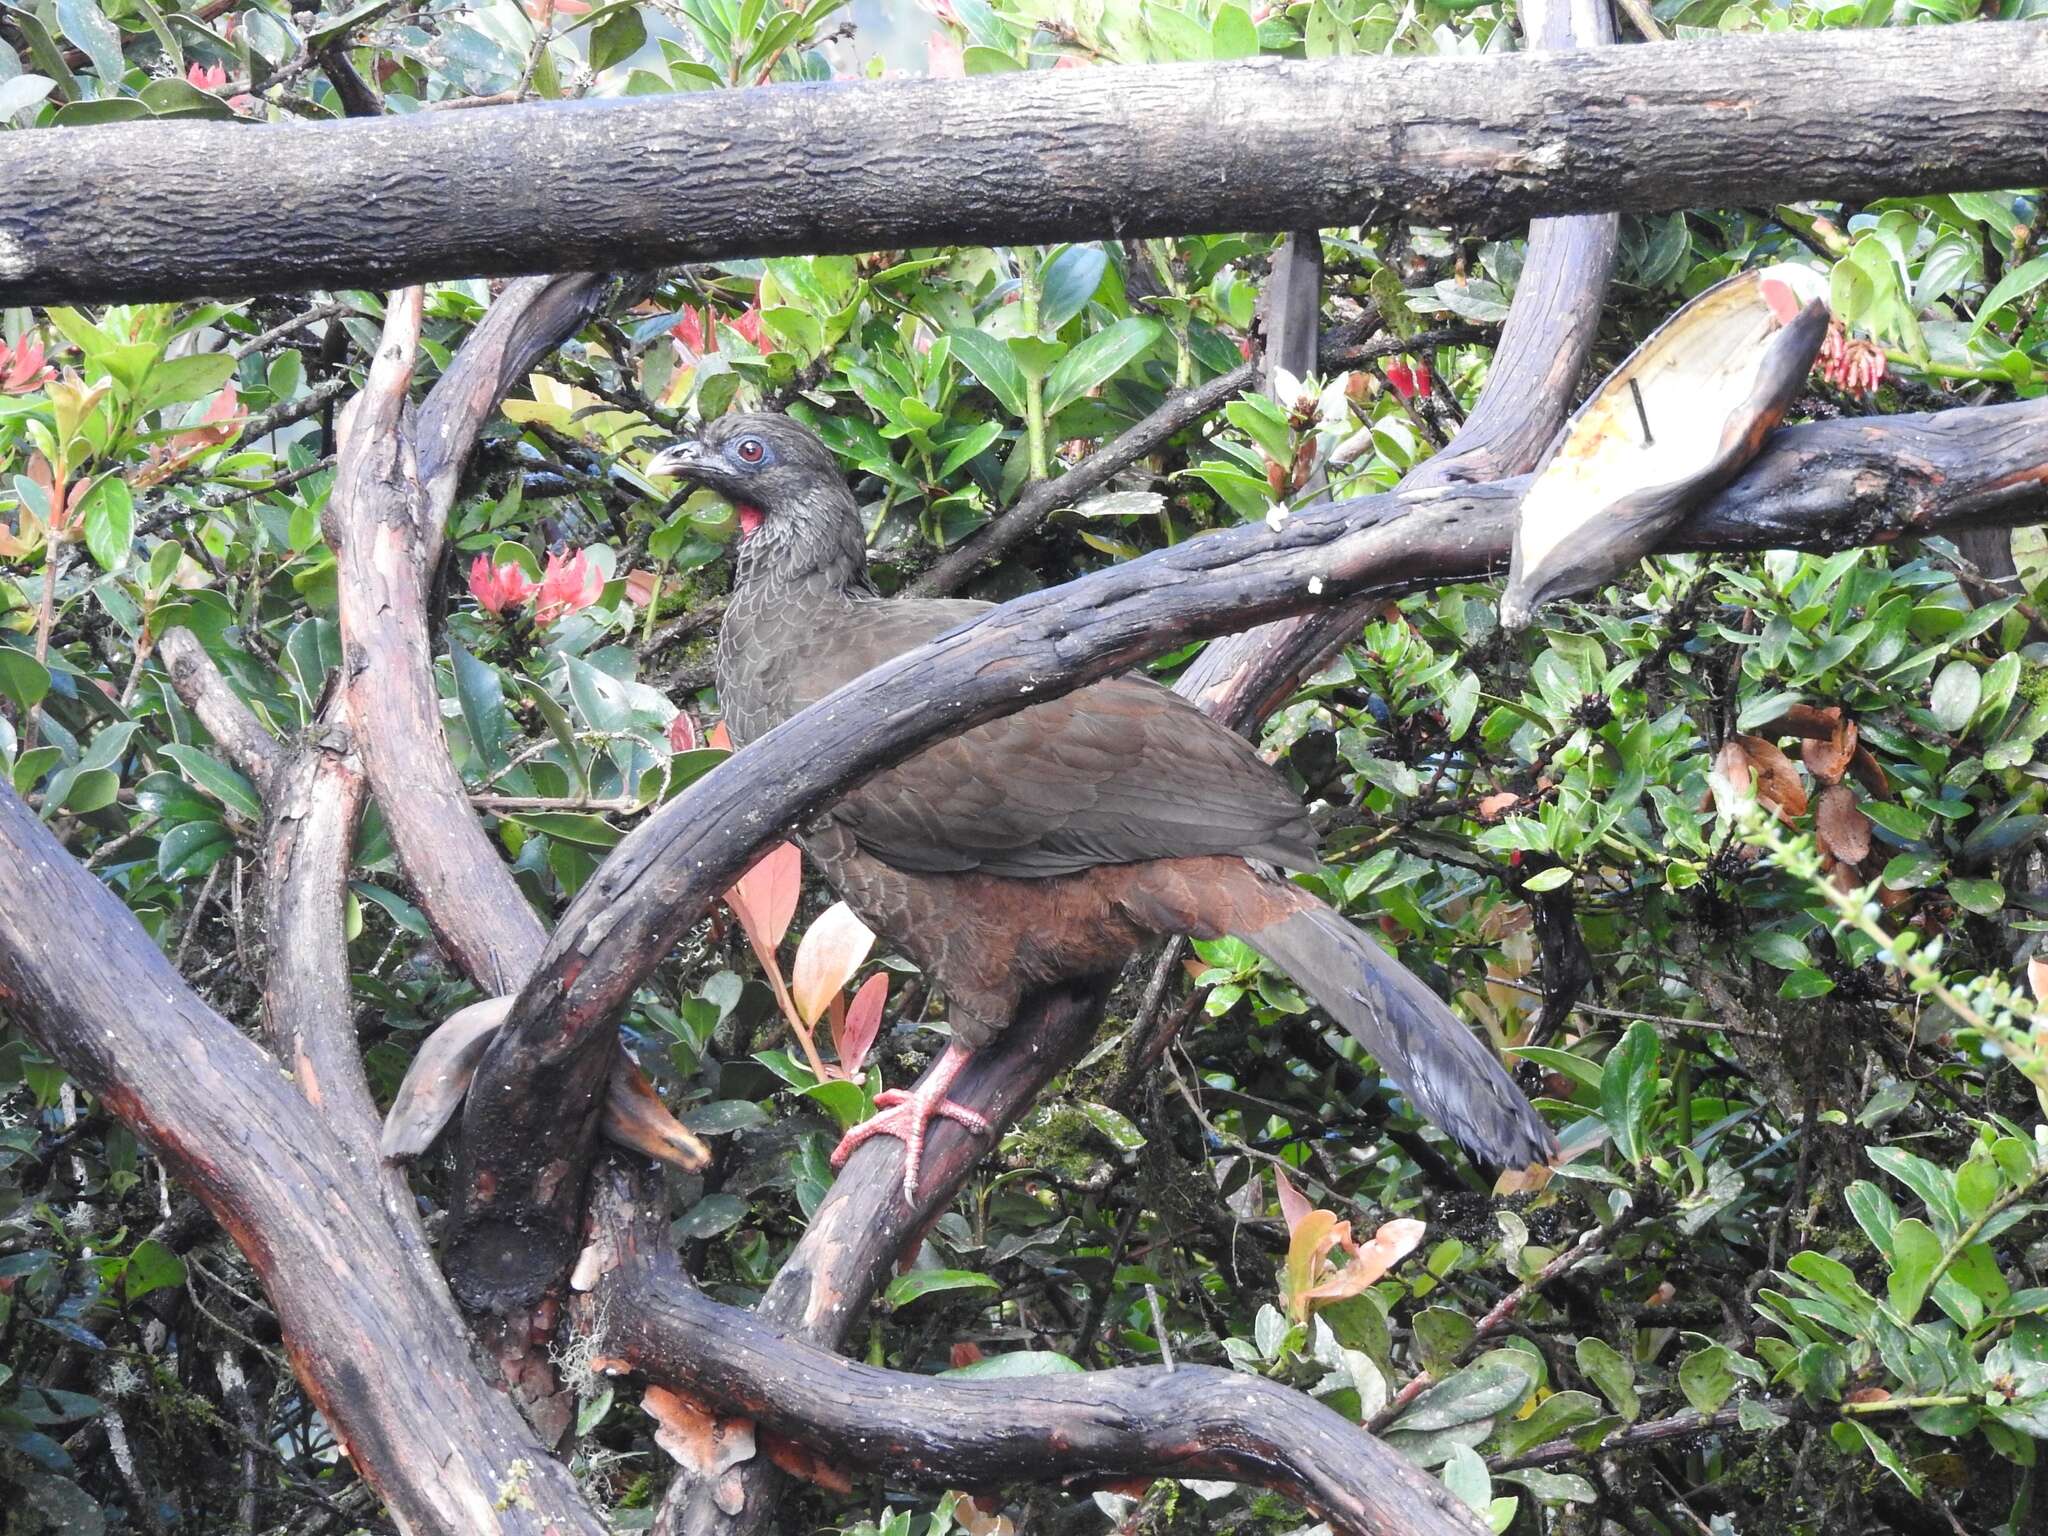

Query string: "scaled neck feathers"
[732, 479, 873, 601]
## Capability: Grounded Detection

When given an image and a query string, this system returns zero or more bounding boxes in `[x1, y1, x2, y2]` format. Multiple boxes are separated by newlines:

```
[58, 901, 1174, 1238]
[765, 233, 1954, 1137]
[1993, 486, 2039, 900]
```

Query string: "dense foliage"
[5, 1, 2048, 1533]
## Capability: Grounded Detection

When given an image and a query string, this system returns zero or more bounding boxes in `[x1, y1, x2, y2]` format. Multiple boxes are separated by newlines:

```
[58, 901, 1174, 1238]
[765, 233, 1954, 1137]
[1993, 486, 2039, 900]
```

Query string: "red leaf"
[834, 971, 889, 1078]
[724, 841, 802, 956]
[1273, 1166, 1311, 1235]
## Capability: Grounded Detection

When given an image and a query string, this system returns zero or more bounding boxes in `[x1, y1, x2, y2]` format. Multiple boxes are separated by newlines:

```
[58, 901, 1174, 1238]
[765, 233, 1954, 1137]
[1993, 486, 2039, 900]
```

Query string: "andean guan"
[646, 413, 1556, 1198]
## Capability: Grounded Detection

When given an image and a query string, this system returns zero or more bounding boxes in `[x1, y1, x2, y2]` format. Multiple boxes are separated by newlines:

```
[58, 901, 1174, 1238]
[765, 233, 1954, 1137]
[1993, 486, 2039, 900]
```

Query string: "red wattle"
[737, 505, 764, 538]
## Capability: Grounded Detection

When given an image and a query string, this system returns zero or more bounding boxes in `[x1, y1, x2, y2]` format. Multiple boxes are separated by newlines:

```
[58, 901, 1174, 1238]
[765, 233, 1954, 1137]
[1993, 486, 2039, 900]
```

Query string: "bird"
[646, 413, 1555, 1199]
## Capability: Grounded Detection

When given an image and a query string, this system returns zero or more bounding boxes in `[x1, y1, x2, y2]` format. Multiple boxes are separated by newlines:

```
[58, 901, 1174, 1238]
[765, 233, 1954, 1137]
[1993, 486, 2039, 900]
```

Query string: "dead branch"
[3, 24, 2045, 303]
[575, 1165, 1489, 1536]
[0, 790, 604, 1536]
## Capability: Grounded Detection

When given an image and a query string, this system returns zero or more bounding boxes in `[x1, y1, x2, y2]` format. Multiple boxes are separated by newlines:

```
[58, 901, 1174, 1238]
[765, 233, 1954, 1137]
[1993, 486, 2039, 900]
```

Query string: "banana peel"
[1500, 263, 1833, 630]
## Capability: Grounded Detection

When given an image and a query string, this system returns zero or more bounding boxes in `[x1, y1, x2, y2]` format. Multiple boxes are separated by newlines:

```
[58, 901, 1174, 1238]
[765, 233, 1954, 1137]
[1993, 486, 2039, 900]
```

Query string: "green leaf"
[1831, 1419, 1924, 1496]
[0, 648, 52, 710]
[1044, 317, 1164, 416]
[156, 744, 262, 821]
[948, 327, 1027, 417]
[1599, 1020, 1660, 1165]
[884, 1269, 998, 1307]
[55, 0, 124, 84]
[135, 353, 236, 414]
[1519, 865, 1573, 892]
[79, 476, 133, 573]
[449, 638, 509, 773]
[1575, 1336, 1639, 1421]
[672, 1192, 747, 1239]
[1947, 877, 2005, 916]
[1677, 1343, 1738, 1415]
[1886, 1217, 1941, 1322]
[587, 3, 645, 72]
[1969, 253, 2048, 339]
[1929, 660, 1982, 734]
[122, 1238, 185, 1302]
[1037, 244, 1108, 334]
[940, 1350, 1084, 1379]
[506, 811, 622, 848]
[155, 819, 232, 880]
[1077, 1100, 1145, 1151]
[1394, 1356, 1534, 1433]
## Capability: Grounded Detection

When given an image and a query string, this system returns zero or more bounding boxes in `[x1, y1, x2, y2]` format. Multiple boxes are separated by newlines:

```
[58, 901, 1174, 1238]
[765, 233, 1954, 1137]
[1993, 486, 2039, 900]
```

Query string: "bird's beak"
[645, 438, 716, 483]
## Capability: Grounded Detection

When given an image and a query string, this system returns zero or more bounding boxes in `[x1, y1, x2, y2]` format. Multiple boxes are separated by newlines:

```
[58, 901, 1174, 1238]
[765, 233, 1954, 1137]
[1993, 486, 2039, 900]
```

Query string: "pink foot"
[831, 1043, 991, 1201]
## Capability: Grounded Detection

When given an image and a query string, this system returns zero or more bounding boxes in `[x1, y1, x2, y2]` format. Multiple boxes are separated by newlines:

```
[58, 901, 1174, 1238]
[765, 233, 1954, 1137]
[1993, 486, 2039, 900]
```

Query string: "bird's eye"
[735, 437, 765, 465]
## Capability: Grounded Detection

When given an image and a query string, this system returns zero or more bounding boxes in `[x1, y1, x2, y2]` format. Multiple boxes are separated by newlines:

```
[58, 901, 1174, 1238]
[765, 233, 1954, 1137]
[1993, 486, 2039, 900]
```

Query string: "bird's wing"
[783, 598, 1318, 878]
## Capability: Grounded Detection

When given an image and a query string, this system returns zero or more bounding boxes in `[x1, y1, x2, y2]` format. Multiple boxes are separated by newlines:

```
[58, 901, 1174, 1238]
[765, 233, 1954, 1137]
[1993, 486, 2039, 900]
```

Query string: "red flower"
[1385, 358, 1432, 402]
[729, 302, 765, 348]
[533, 548, 602, 626]
[926, 31, 965, 77]
[670, 305, 712, 359]
[1816, 320, 1886, 397]
[1, 335, 52, 394]
[186, 60, 255, 113]
[467, 554, 539, 616]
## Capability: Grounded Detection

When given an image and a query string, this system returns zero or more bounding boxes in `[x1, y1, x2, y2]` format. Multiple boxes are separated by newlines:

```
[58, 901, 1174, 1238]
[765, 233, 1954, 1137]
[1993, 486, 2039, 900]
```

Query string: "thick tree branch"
[326, 290, 551, 995]
[0, 790, 604, 1536]
[2, 24, 2044, 303]
[574, 1166, 1488, 1536]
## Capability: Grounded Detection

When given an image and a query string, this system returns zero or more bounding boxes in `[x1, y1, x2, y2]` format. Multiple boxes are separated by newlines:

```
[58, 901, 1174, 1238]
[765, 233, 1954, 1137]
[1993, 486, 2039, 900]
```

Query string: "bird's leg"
[830, 1041, 992, 1202]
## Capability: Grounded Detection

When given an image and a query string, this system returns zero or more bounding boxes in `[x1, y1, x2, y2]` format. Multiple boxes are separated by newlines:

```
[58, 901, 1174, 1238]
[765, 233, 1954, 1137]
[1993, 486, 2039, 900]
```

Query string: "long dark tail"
[1241, 899, 1556, 1171]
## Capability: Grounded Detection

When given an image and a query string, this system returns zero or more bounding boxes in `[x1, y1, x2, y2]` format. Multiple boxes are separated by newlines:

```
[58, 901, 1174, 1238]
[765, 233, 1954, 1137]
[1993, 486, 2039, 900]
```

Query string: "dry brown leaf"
[1801, 716, 1858, 785]
[2029, 955, 2048, 1005]
[1755, 702, 1840, 740]
[1850, 745, 1891, 798]
[760, 1430, 854, 1494]
[1815, 784, 1872, 866]
[602, 1054, 711, 1172]
[1477, 791, 1521, 821]
[1734, 734, 1808, 820]
[644, 1386, 756, 1476]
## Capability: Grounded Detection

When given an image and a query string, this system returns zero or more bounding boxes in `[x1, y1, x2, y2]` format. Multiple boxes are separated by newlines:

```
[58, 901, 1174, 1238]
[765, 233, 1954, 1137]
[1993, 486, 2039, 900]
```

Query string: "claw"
[830, 1043, 990, 1201]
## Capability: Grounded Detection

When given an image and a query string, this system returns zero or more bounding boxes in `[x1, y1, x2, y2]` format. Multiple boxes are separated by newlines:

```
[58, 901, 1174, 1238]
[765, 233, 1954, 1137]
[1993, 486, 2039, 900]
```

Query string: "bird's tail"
[1238, 897, 1556, 1171]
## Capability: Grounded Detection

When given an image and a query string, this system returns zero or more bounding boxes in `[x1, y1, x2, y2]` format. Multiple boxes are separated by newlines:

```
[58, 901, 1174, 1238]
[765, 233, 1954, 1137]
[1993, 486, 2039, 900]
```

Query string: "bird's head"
[645, 413, 865, 586]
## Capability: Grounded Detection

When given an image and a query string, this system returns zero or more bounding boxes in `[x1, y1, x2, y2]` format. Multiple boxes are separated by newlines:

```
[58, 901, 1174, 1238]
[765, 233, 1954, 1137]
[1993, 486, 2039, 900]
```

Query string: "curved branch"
[0, 790, 604, 1536]
[325, 289, 550, 995]
[575, 1166, 1486, 1536]
[5, 24, 2045, 303]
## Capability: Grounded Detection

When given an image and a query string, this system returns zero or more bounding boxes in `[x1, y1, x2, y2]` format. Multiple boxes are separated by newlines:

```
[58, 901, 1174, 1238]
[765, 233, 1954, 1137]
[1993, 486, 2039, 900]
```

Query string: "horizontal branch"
[575, 1167, 1487, 1536]
[3, 23, 2044, 303]
[453, 393, 2048, 1306]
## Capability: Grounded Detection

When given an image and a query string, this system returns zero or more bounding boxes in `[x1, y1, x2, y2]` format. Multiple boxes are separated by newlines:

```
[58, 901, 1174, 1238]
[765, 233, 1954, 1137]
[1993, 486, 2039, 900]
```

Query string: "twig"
[909, 360, 1257, 596]
[1370, 1200, 1646, 1433]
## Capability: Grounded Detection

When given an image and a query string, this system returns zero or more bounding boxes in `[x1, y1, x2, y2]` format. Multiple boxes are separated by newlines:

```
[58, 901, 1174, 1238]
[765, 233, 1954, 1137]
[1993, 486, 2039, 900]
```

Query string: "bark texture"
[575, 1166, 1489, 1536]
[1, 22, 2043, 303]
[0, 791, 603, 1536]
